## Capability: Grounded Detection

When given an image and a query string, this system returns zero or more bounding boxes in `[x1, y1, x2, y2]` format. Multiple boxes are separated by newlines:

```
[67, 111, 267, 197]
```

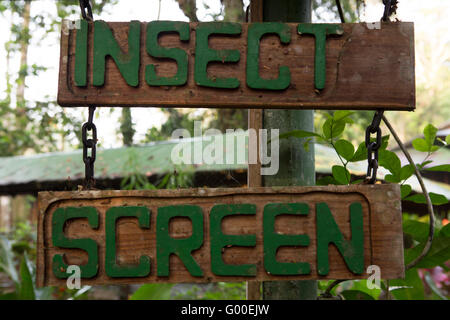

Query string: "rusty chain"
[79, 0, 93, 21]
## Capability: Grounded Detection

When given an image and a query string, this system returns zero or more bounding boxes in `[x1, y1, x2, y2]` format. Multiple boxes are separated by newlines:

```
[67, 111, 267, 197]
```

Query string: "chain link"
[79, 0, 93, 21]
[82, 106, 97, 189]
[381, 0, 398, 22]
[365, 110, 384, 184]
[79, 1, 96, 189]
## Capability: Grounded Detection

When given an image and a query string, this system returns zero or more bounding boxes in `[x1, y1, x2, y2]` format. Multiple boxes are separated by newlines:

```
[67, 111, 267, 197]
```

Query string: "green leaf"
[341, 117, 354, 124]
[322, 119, 332, 139]
[400, 164, 415, 180]
[412, 138, 429, 152]
[334, 139, 354, 161]
[276, 130, 321, 141]
[400, 184, 412, 199]
[333, 110, 354, 121]
[130, 284, 173, 300]
[415, 236, 450, 269]
[349, 142, 367, 162]
[430, 145, 440, 152]
[417, 160, 433, 169]
[440, 223, 450, 237]
[323, 119, 346, 140]
[390, 269, 425, 300]
[378, 149, 401, 177]
[403, 220, 429, 242]
[384, 174, 401, 183]
[446, 135, 450, 145]
[0, 236, 19, 285]
[316, 176, 338, 186]
[18, 254, 35, 300]
[0, 292, 18, 300]
[405, 193, 448, 206]
[349, 280, 381, 299]
[423, 124, 438, 147]
[331, 121, 346, 139]
[425, 164, 450, 172]
[340, 290, 375, 300]
[332, 165, 350, 185]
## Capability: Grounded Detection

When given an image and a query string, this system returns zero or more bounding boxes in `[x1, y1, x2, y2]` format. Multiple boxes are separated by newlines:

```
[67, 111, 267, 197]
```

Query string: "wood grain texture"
[58, 21, 415, 110]
[246, 1, 264, 301]
[36, 185, 404, 287]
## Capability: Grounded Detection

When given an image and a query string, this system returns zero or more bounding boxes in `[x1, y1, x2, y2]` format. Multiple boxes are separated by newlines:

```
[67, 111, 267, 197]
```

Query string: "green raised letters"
[316, 202, 364, 275]
[263, 203, 311, 275]
[93, 20, 140, 87]
[246, 23, 291, 90]
[210, 204, 257, 276]
[52, 207, 99, 279]
[105, 206, 151, 278]
[297, 24, 343, 90]
[156, 205, 204, 277]
[74, 20, 88, 87]
[194, 22, 241, 89]
[146, 21, 189, 86]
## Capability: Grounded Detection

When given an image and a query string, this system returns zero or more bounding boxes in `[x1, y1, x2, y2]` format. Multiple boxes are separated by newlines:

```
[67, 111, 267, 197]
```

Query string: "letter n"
[93, 20, 140, 87]
[316, 202, 364, 275]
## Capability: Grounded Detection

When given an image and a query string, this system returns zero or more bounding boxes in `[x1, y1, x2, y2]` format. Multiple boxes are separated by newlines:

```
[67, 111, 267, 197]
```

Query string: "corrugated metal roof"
[0, 131, 448, 198]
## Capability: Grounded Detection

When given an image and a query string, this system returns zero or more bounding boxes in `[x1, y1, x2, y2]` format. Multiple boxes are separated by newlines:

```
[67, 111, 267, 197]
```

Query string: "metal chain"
[364, 110, 384, 184]
[82, 106, 97, 189]
[245, 5, 250, 23]
[381, 0, 398, 22]
[79, 1, 96, 189]
[79, 0, 93, 21]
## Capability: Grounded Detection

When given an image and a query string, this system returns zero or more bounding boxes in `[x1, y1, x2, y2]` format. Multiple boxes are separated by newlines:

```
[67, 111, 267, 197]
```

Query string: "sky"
[0, 0, 448, 150]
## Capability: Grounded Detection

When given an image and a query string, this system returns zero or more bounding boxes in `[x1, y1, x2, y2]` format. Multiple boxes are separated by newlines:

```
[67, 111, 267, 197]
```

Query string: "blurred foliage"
[143, 108, 203, 143]
[0, 222, 91, 300]
[120, 147, 194, 190]
[173, 282, 246, 300]
[0, 0, 118, 155]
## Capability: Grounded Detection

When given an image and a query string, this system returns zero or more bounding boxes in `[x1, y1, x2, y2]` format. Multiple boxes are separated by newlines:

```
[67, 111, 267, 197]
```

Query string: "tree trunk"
[16, 0, 31, 115]
[222, 0, 245, 22]
[120, 107, 135, 146]
[176, 0, 199, 22]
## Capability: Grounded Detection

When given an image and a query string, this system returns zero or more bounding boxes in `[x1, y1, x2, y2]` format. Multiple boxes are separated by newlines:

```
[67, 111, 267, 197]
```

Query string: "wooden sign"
[58, 21, 415, 110]
[36, 185, 404, 287]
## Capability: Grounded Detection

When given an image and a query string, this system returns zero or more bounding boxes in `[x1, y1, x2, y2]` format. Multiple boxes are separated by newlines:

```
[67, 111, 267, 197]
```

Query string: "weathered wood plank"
[246, 1, 264, 301]
[36, 185, 404, 287]
[58, 21, 415, 110]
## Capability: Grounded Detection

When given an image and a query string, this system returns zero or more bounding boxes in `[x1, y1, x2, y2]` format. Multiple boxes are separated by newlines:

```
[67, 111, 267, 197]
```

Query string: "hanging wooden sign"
[36, 185, 404, 287]
[57, 21, 415, 110]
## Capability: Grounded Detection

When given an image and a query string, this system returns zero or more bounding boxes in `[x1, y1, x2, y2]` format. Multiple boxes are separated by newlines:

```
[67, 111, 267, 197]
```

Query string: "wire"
[335, 0, 346, 23]
[382, 115, 435, 270]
